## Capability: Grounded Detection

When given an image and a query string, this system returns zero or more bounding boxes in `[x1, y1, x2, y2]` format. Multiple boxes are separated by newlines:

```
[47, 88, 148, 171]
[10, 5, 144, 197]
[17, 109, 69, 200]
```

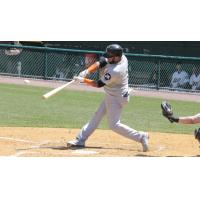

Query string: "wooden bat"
[42, 80, 75, 99]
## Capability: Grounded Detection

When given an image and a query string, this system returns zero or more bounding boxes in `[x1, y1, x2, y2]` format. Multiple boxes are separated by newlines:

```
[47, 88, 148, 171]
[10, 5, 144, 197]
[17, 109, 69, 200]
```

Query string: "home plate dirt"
[71, 150, 98, 155]
[0, 127, 199, 157]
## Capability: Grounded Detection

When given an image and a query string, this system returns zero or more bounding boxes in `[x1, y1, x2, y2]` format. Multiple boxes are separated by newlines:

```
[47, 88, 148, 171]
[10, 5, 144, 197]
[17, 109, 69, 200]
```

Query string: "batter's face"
[107, 56, 121, 64]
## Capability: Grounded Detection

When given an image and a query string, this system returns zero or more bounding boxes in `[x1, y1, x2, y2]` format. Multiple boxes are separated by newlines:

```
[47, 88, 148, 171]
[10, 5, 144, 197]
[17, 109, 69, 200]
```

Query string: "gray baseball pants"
[76, 94, 144, 143]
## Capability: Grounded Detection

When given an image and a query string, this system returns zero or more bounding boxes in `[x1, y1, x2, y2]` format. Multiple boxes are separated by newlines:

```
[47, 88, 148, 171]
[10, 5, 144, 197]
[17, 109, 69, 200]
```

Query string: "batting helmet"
[103, 44, 123, 58]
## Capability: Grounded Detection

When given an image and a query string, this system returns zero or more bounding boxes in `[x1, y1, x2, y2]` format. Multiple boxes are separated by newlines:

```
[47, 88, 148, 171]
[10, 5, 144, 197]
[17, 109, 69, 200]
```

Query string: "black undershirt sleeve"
[99, 56, 108, 68]
[97, 80, 105, 88]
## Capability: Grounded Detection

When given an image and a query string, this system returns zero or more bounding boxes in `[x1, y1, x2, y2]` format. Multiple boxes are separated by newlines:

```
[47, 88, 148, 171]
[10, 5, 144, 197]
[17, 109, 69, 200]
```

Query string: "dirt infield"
[0, 127, 199, 157]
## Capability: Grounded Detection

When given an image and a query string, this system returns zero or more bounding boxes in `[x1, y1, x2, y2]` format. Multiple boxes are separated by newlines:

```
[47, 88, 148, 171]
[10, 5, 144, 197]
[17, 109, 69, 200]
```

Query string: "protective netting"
[1, 44, 200, 93]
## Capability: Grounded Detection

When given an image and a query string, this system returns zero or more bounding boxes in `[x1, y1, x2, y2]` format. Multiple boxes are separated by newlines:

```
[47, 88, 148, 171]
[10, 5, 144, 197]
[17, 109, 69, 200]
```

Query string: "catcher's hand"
[161, 101, 174, 123]
[194, 128, 200, 143]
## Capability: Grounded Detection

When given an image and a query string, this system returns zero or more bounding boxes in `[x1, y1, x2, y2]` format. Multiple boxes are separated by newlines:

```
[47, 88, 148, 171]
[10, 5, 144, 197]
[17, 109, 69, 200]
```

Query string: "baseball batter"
[67, 44, 149, 152]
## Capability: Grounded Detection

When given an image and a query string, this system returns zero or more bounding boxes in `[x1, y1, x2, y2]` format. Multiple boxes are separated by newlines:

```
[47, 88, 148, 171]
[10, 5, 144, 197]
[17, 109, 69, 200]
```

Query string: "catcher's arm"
[178, 115, 200, 124]
[161, 102, 200, 124]
[161, 101, 179, 123]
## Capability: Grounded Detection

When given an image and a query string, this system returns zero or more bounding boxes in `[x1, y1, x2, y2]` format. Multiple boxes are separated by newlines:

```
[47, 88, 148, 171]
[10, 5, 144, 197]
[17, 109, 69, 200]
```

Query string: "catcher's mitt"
[161, 101, 174, 123]
[194, 128, 200, 143]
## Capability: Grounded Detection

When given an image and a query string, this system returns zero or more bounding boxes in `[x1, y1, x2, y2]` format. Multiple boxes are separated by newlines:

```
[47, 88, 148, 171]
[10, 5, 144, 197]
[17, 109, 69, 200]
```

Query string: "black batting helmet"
[103, 44, 123, 58]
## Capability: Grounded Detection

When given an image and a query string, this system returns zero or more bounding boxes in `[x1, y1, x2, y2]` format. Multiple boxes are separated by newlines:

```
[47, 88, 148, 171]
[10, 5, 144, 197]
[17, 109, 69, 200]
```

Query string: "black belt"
[123, 92, 129, 97]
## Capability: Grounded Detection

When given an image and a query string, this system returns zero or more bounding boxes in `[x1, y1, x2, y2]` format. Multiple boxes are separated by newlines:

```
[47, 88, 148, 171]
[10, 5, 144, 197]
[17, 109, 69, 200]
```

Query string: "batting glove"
[79, 69, 89, 78]
[73, 76, 84, 83]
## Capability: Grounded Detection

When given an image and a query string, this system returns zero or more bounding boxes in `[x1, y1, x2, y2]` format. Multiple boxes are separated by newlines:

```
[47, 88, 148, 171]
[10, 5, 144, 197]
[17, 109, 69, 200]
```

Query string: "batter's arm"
[87, 62, 100, 73]
[79, 57, 108, 77]
[83, 79, 105, 88]
[88, 56, 108, 72]
[73, 76, 105, 88]
[79, 62, 99, 77]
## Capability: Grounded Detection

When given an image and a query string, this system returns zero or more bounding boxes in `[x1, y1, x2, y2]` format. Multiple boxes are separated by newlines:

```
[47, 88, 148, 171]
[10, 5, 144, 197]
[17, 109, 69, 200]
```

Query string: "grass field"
[0, 83, 199, 134]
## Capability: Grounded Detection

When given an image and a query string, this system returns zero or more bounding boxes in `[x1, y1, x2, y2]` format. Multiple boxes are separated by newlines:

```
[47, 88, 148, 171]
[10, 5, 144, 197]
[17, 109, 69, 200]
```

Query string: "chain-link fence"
[1, 44, 200, 93]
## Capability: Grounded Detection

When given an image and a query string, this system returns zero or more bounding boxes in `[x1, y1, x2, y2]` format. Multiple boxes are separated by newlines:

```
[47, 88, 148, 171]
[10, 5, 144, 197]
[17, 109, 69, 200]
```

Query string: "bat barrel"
[42, 80, 75, 99]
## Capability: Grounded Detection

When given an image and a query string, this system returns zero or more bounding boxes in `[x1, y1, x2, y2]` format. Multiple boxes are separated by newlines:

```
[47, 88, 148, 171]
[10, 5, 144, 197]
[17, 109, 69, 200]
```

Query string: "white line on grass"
[0, 136, 37, 144]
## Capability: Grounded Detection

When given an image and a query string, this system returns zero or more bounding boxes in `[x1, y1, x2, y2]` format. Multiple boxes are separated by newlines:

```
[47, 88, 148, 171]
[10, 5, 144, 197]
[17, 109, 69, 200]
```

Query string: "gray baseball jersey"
[75, 54, 147, 145]
[99, 55, 129, 97]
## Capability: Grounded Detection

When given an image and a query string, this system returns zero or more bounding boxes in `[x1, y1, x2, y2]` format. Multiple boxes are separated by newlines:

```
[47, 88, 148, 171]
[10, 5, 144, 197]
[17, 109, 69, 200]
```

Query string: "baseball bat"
[42, 80, 75, 99]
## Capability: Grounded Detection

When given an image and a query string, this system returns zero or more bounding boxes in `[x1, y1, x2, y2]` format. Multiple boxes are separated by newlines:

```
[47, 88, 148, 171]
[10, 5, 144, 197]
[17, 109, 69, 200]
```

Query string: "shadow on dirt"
[135, 154, 161, 157]
[16, 145, 137, 152]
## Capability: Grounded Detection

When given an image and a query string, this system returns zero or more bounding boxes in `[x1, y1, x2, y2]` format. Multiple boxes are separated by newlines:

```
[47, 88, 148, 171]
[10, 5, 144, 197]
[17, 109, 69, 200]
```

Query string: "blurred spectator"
[5, 41, 22, 56]
[148, 61, 170, 87]
[5, 41, 22, 75]
[85, 53, 97, 68]
[54, 67, 64, 79]
[16, 61, 22, 77]
[73, 63, 82, 76]
[189, 67, 200, 91]
[62, 54, 84, 79]
[148, 67, 158, 86]
[170, 63, 189, 89]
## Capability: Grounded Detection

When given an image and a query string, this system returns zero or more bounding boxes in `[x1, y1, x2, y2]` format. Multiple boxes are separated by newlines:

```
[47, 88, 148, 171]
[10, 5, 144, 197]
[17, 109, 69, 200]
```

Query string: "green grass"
[0, 83, 199, 134]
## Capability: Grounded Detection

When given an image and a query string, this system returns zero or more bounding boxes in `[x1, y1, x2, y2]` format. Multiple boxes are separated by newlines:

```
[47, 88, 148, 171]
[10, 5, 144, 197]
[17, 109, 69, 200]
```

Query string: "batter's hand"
[79, 69, 89, 78]
[73, 76, 84, 83]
